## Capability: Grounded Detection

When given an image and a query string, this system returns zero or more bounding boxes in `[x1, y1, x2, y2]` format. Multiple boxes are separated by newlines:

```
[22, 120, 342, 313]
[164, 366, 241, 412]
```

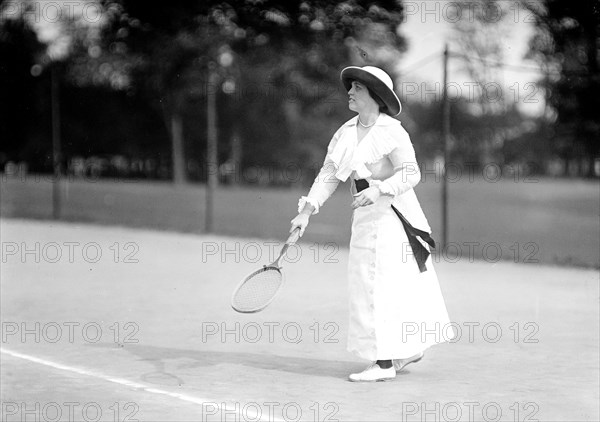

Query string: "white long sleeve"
[369, 129, 421, 196]
[298, 132, 342, 214]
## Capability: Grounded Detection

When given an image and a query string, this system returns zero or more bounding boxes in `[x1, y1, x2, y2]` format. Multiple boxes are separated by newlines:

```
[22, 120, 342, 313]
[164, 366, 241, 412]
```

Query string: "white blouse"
[299, 113, 431, 232]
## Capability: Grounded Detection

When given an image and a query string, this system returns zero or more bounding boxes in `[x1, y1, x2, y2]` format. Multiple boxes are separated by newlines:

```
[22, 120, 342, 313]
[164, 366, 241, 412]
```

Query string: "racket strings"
[232, 267, 283, 312]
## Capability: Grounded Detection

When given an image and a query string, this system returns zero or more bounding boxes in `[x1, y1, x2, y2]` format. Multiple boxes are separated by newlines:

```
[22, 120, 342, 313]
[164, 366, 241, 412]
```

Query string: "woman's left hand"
[351, 186, 381, 209]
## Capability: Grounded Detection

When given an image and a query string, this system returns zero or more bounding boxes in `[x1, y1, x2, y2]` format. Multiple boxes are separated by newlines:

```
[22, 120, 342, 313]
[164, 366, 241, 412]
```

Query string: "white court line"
[1, 348, 284, 422]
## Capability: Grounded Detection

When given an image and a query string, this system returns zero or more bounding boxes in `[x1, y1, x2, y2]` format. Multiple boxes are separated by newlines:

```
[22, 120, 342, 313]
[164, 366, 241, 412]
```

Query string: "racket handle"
[273, 228, 301, 268]
[286, 227, 301, 245]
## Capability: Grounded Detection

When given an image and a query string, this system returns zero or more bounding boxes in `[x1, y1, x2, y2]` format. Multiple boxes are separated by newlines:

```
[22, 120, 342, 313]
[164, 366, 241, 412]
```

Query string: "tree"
[93, 0, 408, 183]
[447, 0, 523, 167]
[0, 15, 47, 169]
[0, 0, 152, 174]
[450, 0, 509, 115]
[1, 1, 409, 182]
[525, 0, 600, 177]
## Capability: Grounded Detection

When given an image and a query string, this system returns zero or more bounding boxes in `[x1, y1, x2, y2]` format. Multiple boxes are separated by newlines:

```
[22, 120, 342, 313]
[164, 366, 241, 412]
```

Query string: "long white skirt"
[347, 195, 454, 361]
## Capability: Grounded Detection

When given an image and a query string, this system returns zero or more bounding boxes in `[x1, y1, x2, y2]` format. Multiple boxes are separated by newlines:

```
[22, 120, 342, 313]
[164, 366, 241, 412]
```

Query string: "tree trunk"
[170, 111, 186, 184]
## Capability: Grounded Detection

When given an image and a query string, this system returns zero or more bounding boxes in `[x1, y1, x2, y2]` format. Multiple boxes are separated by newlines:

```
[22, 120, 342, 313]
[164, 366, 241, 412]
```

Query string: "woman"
[290, 66, 453, 382]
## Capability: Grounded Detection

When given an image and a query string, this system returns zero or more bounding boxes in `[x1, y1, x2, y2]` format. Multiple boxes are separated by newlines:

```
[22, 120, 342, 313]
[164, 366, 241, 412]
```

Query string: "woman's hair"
[366, 86, 389, 114]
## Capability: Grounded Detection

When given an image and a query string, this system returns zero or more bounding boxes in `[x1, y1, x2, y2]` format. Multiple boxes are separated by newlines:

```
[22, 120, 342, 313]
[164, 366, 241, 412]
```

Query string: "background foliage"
[0, 0, 598, 182]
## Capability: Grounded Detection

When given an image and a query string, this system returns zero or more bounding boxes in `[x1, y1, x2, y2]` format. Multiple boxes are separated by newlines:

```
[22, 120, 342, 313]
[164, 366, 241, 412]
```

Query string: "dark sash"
[354, 179, 435, 273]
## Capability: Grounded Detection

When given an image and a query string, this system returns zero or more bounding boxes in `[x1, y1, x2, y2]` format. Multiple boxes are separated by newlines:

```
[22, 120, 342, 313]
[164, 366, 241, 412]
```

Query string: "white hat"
[340, 66, 402, 116]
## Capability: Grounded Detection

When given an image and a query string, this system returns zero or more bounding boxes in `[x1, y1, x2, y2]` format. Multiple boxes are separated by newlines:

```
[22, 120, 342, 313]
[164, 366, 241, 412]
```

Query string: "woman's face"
[348, 80, 377, 113]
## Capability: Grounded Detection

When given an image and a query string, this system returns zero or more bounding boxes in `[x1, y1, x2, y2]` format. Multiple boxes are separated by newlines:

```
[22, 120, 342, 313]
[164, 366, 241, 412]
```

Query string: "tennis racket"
[231, 228, 301, 313]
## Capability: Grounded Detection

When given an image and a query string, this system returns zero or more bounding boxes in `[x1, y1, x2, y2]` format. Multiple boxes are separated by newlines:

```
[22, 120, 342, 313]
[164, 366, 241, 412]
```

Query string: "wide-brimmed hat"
[340, 66, 402, 116]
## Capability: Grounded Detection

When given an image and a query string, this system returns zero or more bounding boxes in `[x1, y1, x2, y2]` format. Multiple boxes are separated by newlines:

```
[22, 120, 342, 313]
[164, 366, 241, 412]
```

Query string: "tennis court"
[1, 218, 598, 421]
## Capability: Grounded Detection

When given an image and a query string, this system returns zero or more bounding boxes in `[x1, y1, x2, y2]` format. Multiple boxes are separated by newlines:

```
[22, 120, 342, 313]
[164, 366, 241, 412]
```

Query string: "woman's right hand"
[290, 213, 310, 237]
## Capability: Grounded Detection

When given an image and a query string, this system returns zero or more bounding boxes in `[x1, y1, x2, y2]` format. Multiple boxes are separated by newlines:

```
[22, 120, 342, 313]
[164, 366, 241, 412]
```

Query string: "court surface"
[1, 218, 598, 421]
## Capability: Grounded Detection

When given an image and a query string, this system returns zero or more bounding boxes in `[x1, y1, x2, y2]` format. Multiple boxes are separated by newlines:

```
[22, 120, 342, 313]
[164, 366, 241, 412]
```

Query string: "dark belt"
[354, 179, 435, 273]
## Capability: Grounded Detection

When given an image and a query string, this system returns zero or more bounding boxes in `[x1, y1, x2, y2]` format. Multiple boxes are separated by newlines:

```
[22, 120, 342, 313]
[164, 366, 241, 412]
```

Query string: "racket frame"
[230, 228, 301, 313]
[230, 265, 285, 313]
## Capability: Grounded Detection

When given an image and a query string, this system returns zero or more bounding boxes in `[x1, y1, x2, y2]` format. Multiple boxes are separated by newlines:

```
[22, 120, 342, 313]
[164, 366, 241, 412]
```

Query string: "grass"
[1, 173, 598, 268]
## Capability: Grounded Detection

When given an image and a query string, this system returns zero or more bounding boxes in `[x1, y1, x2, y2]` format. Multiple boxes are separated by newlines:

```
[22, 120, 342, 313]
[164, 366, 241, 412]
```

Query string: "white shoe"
[393, 352, 424, 371]
[348, 363, 396, 382]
